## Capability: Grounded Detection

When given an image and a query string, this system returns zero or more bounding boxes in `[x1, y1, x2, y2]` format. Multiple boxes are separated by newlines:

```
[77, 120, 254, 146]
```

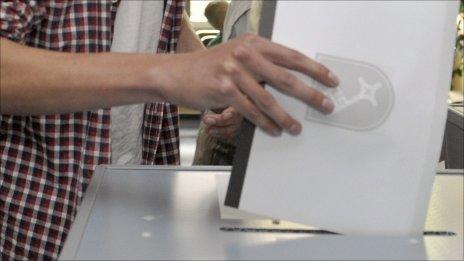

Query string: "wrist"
[138, 54, 173, 102]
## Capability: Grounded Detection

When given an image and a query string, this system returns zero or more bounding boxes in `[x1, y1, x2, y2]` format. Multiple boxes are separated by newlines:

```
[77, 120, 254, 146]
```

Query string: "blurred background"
[179, 0, 230, 166]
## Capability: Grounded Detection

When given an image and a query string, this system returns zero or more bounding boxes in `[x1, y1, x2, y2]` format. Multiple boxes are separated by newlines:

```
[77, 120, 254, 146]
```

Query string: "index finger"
[255, 38, 339, 88]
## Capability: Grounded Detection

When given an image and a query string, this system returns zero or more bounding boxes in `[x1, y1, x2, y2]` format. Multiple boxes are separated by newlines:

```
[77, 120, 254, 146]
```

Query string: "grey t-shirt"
[110, 0, 164, 165]
[222, 0, 261, 41]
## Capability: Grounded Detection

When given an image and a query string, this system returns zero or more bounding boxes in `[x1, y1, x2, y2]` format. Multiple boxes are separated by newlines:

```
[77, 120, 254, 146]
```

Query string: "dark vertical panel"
[225, 0, 278, 208]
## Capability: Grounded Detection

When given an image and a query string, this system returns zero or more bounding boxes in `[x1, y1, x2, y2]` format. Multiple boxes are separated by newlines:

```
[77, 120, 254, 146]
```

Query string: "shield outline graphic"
[306, 53, 395, 131]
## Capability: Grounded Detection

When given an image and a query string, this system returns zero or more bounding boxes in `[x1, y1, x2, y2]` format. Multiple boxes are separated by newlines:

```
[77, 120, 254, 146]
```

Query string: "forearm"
[177, 11, 206, 53]
[1, 32, 340, 137]
[0, 38, 169, 115]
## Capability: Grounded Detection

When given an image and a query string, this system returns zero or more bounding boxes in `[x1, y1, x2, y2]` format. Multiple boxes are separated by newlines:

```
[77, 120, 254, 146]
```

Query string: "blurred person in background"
[204, 0, 229, 47]
[194, 0, 262, 165]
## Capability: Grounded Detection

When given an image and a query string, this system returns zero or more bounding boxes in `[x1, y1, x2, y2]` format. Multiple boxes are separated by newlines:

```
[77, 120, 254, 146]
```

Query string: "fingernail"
[322, 98, 335, 113]
[204, 117, 216, 125]
[328, 71, 340, 87]
[289, 124, 302, 135]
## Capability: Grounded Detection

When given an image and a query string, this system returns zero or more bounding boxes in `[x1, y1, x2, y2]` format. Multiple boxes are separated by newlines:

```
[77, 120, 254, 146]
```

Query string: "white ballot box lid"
[60, 166, 463, 260]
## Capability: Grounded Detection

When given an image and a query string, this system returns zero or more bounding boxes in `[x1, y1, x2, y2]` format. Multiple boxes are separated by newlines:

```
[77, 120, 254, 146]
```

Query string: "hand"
[203, 107, 243, 141]
[156, 34, 339, 137]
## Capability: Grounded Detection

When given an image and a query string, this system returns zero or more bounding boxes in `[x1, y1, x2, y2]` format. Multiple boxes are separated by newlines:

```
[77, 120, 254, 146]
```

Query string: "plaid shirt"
[0, 0, 184, 259]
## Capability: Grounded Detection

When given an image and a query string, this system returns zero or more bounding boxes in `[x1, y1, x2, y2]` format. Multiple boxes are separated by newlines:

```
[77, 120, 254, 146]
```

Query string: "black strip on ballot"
[224, 0, 278, 208]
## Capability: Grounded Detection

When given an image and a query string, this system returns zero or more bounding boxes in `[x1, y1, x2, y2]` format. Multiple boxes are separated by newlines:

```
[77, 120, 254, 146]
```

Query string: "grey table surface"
[60, 166, 464, 260]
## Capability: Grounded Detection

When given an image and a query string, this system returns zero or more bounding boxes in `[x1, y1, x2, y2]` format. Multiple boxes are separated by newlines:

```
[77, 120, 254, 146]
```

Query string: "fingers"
[203, 108, 242, 140]
[252, 36, 340, 88]
[203, 108, 241, 127]
[224, 61, 302, 135]
[235, 47, 335, 114]
[229, 90, 282, 137]
[200, 34, 342, 137]
[206, 124, 241, 140]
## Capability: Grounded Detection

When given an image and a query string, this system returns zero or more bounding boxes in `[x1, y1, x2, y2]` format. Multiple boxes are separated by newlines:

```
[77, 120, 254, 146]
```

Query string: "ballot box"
[59, 166, 463, 260]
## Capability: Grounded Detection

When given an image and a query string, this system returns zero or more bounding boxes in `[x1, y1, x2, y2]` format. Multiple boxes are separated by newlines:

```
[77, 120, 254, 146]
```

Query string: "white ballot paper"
[225, 1, 459, 235]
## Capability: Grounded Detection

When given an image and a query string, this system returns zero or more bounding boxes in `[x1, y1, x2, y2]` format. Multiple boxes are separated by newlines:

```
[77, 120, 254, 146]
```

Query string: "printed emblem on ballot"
[306, 53, 395, 131]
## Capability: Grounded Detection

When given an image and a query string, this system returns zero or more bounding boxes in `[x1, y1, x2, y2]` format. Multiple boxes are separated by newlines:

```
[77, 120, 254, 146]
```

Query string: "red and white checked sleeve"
[0, 1, 45, 42]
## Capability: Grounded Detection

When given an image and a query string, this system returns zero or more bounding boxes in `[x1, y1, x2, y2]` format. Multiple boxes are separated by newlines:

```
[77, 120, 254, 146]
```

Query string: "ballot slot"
[220, 227, 338, 235]
[219, 227, 456, 237]
[216, 173, 458, 237]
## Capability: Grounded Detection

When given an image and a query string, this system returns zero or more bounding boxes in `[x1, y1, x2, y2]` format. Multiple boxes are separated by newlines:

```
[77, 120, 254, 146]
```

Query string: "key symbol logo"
[306, 54, 394, 131]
